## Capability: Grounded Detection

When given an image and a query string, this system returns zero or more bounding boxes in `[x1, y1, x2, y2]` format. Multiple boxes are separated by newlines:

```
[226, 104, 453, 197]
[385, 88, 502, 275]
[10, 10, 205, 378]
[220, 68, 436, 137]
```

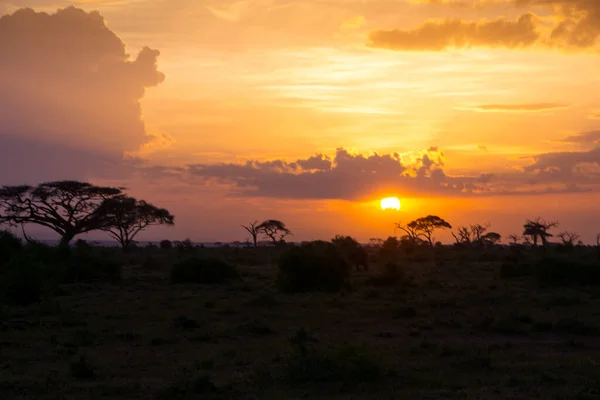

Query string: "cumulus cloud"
[0, 7, 165, 183]
[150, 147, 497, 200]
[134, 145, 600, 200]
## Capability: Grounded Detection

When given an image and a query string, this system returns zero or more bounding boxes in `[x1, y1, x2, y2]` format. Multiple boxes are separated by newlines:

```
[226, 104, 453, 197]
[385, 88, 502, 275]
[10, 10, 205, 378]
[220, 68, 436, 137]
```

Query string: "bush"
[160, 240, 173, 249]
[170, 257, 239, 284]
[1, 255, 43, 306]
[277, 241, 350, 293]
[366, 262, 405, 287]
[0, 230, 22, 266]
[537, 257, 600, 286]
[63, 253, 122, 283]
[283, 344, 381, 386]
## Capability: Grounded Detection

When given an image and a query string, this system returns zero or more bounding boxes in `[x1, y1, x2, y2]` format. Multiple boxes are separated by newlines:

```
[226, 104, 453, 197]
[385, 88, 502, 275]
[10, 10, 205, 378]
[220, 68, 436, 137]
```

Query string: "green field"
[2, 241, 600, 399]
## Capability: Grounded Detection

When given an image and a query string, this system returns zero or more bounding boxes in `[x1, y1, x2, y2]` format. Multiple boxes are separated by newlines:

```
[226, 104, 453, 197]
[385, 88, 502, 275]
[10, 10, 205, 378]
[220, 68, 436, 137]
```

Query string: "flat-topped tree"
[99, 196, 175, 250]
[523, 217, 558, 246]
[0, 181, 124, 248]
[397, 215, 452, 247]
[258, 219, 291, 245]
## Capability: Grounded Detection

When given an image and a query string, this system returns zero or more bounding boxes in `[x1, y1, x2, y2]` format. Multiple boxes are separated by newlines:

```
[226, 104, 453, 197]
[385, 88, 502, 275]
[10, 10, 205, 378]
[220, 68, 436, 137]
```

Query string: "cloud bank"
[370, 0, 600, 51]
[0, 7, 165, 183]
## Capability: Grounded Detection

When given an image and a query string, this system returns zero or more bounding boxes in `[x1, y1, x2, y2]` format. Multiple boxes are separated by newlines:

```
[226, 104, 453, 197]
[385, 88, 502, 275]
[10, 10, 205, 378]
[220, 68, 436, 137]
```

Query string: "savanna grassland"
[2, 238, 600, 400]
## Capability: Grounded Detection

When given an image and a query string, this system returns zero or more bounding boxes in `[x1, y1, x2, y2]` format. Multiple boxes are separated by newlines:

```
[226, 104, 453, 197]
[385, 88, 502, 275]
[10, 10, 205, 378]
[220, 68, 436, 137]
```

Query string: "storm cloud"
[0, 7, 165, 183]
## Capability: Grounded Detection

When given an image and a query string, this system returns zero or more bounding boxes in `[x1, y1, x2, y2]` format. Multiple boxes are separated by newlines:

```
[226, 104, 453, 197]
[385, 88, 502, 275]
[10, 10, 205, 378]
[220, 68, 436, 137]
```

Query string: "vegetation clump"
[170, 257, 239, 284]
[277, 241, 350, 293]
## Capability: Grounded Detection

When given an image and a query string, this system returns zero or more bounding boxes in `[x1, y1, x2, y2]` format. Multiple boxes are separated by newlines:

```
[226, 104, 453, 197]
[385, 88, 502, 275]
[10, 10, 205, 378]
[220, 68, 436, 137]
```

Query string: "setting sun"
[380, 197, 401, 211]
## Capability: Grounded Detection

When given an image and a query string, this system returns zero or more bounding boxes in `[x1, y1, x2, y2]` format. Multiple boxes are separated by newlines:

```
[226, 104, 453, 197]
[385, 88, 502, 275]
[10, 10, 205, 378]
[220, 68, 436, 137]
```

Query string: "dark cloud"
[133, 145, 600, 200]
[176, 148, 496, 200]
[0, 7, 164, 183]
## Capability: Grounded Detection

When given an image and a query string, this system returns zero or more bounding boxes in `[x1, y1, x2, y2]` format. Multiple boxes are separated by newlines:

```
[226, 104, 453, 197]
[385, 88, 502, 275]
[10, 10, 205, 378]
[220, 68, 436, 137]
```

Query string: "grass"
[1, 243, 600, 399]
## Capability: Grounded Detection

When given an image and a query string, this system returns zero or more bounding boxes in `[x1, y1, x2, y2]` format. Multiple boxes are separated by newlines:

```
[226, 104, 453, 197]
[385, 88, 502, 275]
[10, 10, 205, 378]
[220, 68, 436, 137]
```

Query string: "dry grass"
[1, 246, 600, 399]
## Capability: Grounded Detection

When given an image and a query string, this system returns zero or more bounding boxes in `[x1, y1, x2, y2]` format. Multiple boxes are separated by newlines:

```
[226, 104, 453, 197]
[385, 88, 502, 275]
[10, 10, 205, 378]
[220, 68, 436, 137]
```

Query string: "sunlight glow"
[380, 197, 401, 211]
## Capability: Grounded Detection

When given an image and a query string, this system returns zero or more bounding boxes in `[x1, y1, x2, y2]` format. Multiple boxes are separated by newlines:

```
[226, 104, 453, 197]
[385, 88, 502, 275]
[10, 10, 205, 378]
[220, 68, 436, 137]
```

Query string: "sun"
[380, 197, 401, 211]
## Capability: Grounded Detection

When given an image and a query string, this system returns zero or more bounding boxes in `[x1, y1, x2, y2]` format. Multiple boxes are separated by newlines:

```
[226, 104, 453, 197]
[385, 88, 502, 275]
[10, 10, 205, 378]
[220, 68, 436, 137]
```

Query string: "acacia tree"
[241, 221, 260, 248]
[523, 218, 558, 246]
[451, 223, 501, 247]
[397, 215, 452, 247]
[257, 219, 291, 245]
[394, 221, 421, 245]
[99, 196, 174, 250]
[558, 231, 580, 246]
[0, 181, 124, 248]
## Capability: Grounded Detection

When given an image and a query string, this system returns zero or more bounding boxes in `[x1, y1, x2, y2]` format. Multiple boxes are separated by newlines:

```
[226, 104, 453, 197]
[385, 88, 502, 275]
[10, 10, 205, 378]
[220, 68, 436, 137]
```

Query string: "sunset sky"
[1, 0, 600, 243]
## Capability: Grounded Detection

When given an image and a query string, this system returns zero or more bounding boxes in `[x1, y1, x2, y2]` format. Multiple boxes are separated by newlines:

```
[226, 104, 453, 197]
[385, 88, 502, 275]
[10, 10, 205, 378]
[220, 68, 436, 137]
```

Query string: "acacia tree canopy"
[99, 196, 175, 250]
[258, 219, 291, 245]
[0, 181, 124, 247]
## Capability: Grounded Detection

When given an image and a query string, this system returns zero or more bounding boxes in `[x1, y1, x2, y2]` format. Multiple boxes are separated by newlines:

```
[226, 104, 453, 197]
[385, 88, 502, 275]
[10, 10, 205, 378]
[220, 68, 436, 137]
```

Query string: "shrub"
[277, 241, 350, 293]
[160, 240, 173, 249]
[283, 344, 382, 386]
[0, 255, 43, 306]
[63, 253, 122, 283]
[500, 262, 531, 279]
[70, 354, 96, 380]
[170, 257, 239, 284]
[537, 257, 600, 286]
[366, 262, 405, 287]
[0, 230, 22, 266]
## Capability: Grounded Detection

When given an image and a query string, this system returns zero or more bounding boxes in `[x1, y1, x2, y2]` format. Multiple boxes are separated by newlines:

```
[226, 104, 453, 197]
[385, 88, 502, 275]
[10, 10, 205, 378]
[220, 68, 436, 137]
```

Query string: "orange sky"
[1, 0, 600, 243]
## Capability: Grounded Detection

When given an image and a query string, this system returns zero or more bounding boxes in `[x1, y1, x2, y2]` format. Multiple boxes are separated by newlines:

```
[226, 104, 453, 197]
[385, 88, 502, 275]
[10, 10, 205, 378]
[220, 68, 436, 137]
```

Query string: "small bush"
[366, 262, 405, 287]
[70, 354, 96, 380]
[283, 345, 382, 386]
[1, 255, 43, 306]
[500, 262, 530, 279]
[277, 241, 350, 293]
[170, 257, 239, 284]
[0, 230, 22, 266]
[537, 257, 600, 286]
[63, 253, 122, 283]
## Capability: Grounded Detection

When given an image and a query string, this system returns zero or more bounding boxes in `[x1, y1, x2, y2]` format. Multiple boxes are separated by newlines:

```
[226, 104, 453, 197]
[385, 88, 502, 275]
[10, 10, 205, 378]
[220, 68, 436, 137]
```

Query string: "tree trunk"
[252, 235, 257, 248]
[59, 232, 76, 249]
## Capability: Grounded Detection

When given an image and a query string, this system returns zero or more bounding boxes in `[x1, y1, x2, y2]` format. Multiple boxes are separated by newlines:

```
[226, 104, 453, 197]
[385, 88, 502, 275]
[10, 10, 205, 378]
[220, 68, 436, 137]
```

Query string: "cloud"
[134, 144, 600, 200]
[341, 15, 366, 30]
[152, 147, 504, 200]
[561, 130, 600, 146]
[369, 13, 540, 51]
[523, 147, 600, 185]
[461, 103, 569, 112]
[0, 6, 164, 183]
[369, 0, 600, 51]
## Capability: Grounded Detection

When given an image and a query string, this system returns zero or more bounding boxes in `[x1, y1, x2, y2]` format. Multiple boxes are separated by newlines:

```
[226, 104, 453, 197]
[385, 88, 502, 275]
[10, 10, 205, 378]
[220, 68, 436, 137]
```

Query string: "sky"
[1, 0, 600, 243]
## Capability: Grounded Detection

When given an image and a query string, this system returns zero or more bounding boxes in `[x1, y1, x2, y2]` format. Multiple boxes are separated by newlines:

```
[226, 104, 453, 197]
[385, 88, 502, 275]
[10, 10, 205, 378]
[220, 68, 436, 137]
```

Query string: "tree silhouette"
[451, 223, 501, 246]
[331, 235, 368, 271]
[558, 231, 580, 246]
[507, 234, 522, 245]
[257, 219, 291, 245]
[523, 218, 558, 246]
[99, 196, 174, 250]
[241, 221, 260, 248]
[397, 215, 452, 247]
[394, 222, 421, 245]
[596, 233, 599, 248]
[0, 181, 123, 248]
